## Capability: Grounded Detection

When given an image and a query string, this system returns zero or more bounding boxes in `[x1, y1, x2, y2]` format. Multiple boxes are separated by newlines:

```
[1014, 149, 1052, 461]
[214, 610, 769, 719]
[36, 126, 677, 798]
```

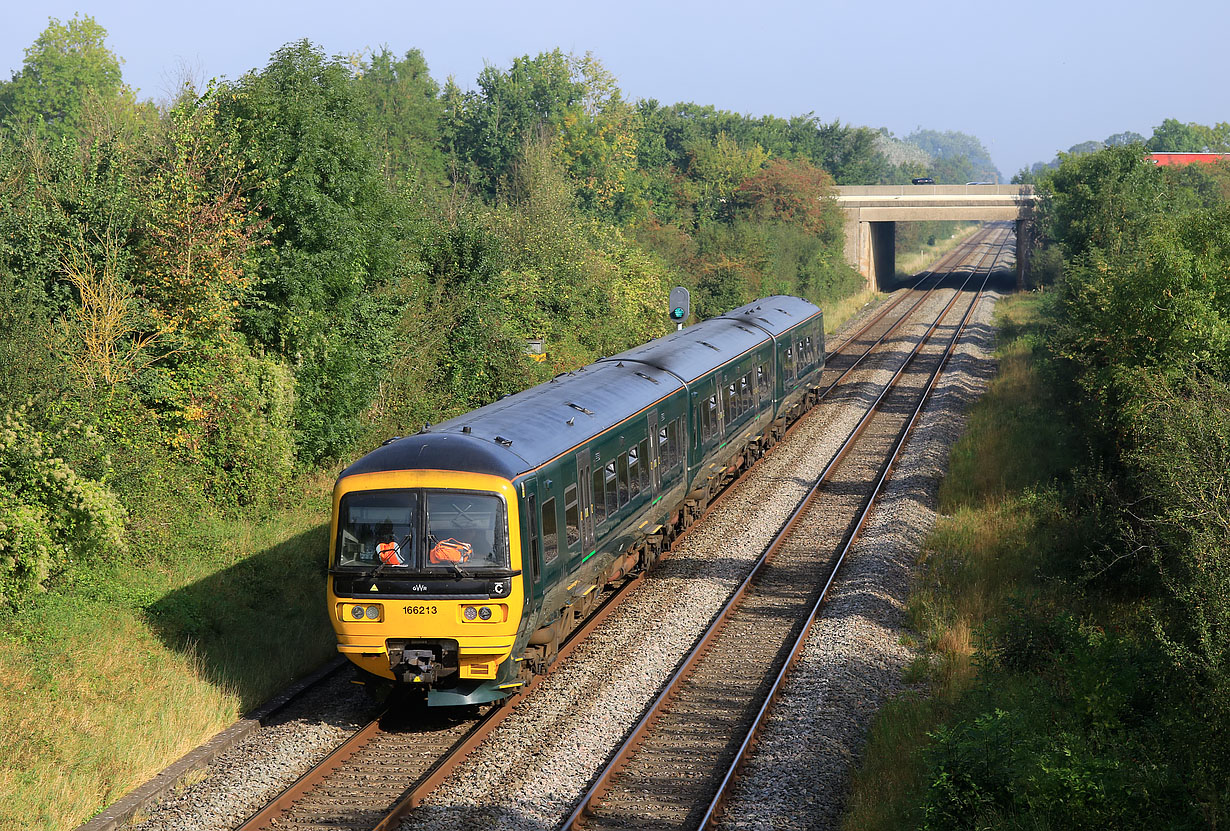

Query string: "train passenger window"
[667, 419, 682, 469]
[638, 439, 651, 490]
[758, 363, 771, 397]
[617, 453, 630, 506]
[592, 468, 606, 525]
[605, 462, 618, 517]
[727, 383, 737, 421]
[542, 497, 558, 563]
[628, 446, 641, 498]
[564, 484, 580, 546]
[706, 394, 718, 438]
[784, 347, 795, 381]
[658, 426, 669, 465]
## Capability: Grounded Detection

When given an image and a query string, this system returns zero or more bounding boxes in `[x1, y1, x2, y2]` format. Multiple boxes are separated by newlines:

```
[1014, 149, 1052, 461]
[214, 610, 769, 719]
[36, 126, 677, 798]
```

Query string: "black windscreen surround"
[336, 489, 508, 572]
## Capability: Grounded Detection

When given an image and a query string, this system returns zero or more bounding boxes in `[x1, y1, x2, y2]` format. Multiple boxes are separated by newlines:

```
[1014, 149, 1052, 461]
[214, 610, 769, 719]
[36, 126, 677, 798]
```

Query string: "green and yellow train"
[327, 296, 825, 705]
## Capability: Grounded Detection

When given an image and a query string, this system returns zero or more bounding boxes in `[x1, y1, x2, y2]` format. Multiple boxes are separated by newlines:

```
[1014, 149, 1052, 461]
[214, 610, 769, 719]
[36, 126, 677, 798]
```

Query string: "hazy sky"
[3, 0, 1225, 176]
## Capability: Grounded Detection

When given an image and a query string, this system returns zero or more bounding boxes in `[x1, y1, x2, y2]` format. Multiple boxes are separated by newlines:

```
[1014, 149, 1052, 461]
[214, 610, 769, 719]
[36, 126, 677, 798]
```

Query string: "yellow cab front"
[327, 469, 525, 705]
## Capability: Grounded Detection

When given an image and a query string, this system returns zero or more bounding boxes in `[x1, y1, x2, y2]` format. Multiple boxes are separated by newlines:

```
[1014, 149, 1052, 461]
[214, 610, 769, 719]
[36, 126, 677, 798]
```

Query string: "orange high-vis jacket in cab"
[429, 539, 472, 564]
[377, 540, 404, 565]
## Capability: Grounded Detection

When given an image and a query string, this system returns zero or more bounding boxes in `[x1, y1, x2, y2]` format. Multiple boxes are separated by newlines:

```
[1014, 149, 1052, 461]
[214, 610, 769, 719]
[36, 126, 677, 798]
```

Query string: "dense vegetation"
[846, 145, 1230, 829]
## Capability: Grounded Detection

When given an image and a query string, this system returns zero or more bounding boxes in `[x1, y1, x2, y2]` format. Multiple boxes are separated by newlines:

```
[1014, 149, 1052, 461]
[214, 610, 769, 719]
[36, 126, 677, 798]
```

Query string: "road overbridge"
[835, 184, 1038, 289]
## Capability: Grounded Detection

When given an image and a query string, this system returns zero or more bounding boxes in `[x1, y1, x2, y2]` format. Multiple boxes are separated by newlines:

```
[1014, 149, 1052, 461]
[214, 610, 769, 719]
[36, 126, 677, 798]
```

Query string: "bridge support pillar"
[845, 219, 896, 291]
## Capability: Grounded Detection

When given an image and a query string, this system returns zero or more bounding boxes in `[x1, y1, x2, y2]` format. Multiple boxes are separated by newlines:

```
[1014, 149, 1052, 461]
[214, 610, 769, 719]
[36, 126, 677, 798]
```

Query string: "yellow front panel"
[326, 470, 524, 680]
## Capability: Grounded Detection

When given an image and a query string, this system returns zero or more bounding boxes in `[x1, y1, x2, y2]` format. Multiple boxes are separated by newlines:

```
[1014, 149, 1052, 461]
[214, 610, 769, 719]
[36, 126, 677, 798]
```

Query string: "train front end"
[327, 467, 526, 706]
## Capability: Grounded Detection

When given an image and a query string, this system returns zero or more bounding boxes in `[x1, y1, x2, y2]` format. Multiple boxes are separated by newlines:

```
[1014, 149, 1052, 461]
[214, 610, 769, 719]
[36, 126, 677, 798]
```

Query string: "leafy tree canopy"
[0, 14, 126, 141]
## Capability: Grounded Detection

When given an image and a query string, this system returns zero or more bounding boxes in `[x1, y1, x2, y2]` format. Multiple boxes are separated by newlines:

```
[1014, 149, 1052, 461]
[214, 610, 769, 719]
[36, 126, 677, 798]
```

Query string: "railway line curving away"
[101, 224, 1015, 831]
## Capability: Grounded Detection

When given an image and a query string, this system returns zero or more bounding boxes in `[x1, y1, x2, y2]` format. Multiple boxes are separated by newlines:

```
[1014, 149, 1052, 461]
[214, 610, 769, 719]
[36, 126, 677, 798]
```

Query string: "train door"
[647, 410, 660, 491]
[520, 478, 544, 615]
[538, 472, 565, 600]
[573, 448, 595, 564]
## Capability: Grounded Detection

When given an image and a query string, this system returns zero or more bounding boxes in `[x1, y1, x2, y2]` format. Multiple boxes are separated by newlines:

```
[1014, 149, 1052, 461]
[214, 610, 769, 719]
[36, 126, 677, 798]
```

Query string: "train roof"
[718, 295, 823, 335]
[600, 295, 821, 383]
[340, 359, 684, 480]
[338, 295, 821, 482]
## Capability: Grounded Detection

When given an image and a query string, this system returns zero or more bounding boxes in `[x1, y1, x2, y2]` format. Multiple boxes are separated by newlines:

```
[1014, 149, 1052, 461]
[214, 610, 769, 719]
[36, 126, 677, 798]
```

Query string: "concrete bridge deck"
[835, 185, 1038, 287]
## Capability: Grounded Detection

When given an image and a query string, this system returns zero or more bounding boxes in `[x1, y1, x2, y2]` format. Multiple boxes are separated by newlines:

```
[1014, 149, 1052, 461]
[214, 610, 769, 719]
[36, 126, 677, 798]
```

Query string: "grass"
[0, 486, 338, 831]
[895, 223, 983, 278]
[841, 293, 1077, 831]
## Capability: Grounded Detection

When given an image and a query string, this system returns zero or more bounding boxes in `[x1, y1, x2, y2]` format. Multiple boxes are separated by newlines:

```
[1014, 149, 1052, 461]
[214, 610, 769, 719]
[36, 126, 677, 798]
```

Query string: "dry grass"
[824, 288, 881, 335]
[0, 499, 332, 831]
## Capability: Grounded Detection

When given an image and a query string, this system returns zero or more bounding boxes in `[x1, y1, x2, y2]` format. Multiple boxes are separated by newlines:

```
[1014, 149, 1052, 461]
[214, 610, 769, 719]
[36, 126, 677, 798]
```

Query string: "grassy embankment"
[0, 477, 337, 831]
[841, 294, 1078, 829]
[0, 232, 971, 831]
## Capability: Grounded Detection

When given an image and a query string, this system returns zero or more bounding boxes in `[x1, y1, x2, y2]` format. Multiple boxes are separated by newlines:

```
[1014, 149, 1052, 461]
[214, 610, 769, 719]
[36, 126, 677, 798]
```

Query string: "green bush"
[0, 402, 126, 602]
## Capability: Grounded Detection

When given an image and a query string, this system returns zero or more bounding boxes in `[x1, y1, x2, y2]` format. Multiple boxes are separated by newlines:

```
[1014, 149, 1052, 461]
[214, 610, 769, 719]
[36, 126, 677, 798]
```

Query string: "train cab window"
[542, 497, 559, 563]
[638, 439, 651, 490]
[336, 490, 418, 568]
[592, 468, 606, 525]
[564, 484, 580, 546]
[627, 446, 642, 498]
[425, 491, 509, 570]
[617, 453, 630, 506]
[605, 461, 618, 517]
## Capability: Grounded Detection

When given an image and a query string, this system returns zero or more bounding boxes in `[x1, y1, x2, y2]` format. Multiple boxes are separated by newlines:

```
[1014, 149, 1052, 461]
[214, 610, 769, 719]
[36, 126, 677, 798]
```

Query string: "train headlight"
[463, 606, 478, 621]
[365, 605, 380, 620]
[351, 605, 364, 619]
[478, 606, 492, 621]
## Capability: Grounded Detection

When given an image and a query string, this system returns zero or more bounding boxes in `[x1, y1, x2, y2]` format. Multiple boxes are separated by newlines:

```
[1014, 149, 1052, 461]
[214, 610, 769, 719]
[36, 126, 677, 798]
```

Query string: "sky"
[3, 0, 1227, 177]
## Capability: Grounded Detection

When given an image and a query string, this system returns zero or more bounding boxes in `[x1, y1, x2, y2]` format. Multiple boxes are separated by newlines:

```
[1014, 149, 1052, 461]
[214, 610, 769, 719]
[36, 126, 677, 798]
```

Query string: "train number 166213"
[403, 605, 438, 615]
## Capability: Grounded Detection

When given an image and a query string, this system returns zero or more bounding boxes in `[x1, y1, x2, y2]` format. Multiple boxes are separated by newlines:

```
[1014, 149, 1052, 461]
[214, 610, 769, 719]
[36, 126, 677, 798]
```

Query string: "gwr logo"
[412, 584, 428, 592]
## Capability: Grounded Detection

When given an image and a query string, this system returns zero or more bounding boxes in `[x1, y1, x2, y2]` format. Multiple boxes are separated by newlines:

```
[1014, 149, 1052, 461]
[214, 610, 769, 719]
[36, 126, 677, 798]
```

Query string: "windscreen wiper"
[448, 561, 475, 580]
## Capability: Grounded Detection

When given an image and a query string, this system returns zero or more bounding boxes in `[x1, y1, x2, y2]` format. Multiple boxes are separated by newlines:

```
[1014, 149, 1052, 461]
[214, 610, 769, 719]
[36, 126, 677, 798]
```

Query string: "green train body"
[328, 296, 824, 705]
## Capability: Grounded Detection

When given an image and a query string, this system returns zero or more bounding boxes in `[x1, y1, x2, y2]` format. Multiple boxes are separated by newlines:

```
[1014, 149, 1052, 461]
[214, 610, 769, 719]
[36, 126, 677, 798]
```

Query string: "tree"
[1146, 118, 1211, 153]
[449, 50, 584, 196]
[213, 40, 414, 461]
[1105, 131, 1145, 147]
[0, 14, 126, 141]
[734, 158, 836, 234]
[907, 129, 1001, 183]
[353, 47, 446, 188]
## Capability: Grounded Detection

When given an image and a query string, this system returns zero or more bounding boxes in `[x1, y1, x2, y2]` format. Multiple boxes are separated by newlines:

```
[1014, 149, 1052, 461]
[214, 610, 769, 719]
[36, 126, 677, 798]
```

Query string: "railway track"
[109, 225, 1010, 831]
[562, 229, 1011, 830]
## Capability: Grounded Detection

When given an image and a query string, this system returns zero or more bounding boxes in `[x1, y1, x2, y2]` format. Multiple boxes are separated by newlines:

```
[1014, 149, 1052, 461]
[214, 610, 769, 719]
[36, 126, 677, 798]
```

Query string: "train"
[327, 295, 825, 705]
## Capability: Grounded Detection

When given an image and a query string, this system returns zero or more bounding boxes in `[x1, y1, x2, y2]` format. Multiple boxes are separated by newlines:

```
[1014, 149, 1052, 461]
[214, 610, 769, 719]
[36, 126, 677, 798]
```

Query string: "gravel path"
[124, 672, 373, 831]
